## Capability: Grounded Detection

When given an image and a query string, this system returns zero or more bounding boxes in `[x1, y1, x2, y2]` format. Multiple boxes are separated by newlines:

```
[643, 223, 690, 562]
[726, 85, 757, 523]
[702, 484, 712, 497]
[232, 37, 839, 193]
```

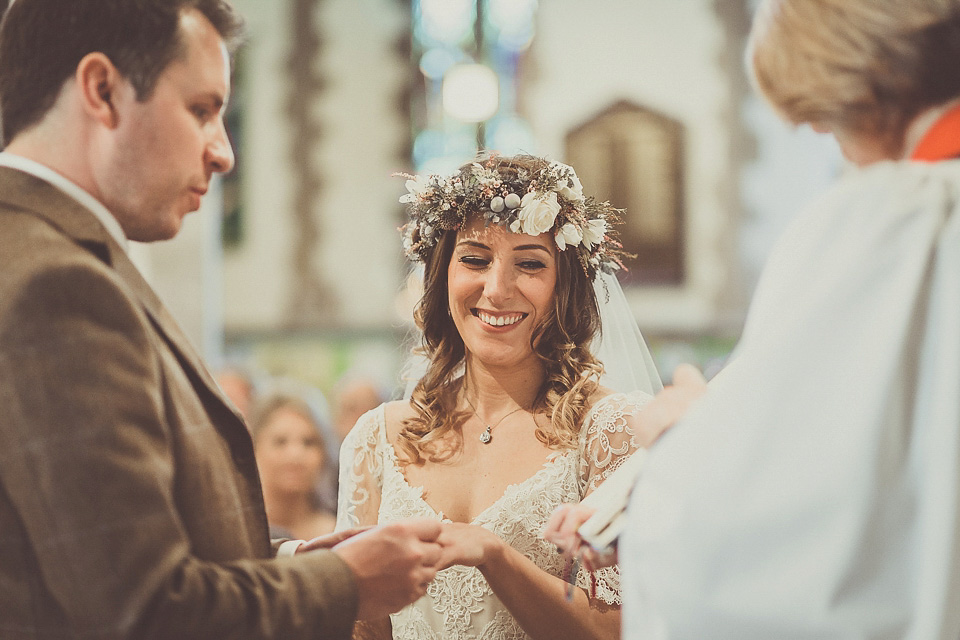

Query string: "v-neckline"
[377, 408, 574, 525]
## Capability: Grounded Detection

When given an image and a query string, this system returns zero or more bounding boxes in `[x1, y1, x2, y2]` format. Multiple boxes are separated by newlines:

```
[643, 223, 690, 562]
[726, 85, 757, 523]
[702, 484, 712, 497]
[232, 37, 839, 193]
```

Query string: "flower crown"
[397, 154, 629, 278]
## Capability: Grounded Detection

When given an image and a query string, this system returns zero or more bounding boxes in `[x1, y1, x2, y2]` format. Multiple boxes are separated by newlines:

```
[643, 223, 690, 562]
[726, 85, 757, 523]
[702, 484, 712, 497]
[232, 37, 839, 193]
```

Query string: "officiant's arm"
[634, 363, 708, 446]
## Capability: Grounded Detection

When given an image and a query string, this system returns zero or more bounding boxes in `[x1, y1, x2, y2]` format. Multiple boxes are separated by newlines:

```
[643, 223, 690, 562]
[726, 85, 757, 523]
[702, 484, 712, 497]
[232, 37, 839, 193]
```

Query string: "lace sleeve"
[336, 405, 386, 531]
[575, 390, 652, 605]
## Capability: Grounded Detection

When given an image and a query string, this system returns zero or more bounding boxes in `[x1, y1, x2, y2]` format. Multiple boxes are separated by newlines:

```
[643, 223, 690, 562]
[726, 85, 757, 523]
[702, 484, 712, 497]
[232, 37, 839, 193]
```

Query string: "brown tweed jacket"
[0, 167, 357, 639]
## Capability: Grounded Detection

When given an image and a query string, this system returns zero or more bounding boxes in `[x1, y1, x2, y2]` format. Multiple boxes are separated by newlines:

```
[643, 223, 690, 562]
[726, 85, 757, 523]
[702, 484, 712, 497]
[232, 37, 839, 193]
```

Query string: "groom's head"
[0, 0, 245, 241]
[0, 0, 243, 147]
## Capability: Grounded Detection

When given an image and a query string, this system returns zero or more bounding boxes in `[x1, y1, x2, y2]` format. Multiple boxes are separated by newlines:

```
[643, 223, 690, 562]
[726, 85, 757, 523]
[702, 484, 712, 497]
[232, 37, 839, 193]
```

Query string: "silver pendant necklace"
[464, 396, 525, 444]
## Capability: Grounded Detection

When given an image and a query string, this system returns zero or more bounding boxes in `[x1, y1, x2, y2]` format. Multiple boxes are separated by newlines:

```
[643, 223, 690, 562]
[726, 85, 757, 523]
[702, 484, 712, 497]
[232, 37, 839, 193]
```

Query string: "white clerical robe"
[623, 159, 960, 639]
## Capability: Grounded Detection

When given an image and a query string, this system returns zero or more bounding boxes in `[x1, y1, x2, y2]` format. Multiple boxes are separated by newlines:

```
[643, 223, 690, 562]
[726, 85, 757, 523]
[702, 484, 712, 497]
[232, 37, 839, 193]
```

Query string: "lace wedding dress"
[336, 390, 652, 639]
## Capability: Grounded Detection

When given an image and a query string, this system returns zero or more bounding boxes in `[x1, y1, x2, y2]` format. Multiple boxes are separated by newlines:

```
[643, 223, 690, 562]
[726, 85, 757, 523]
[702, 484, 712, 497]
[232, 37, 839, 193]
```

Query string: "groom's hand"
[333, 518, 443, 620]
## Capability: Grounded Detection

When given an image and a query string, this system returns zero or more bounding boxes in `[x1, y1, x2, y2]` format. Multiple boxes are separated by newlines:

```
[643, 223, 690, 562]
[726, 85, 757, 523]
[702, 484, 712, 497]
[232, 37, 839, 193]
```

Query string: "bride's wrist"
[478, 532, 507, 571]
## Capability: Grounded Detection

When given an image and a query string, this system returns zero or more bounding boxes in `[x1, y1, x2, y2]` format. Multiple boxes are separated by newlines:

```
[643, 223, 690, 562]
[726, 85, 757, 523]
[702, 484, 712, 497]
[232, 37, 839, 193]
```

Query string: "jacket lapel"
[111, 250, 247, 426]
[0, 166, 246, 427]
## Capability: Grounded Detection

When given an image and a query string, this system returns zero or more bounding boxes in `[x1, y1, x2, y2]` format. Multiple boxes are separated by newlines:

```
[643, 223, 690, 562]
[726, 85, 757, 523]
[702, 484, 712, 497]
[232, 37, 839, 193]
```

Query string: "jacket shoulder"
[0, 209, 128, 322]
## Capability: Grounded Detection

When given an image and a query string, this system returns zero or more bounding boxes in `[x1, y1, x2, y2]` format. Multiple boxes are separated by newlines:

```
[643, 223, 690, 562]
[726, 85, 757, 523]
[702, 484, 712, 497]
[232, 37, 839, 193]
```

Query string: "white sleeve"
[576, 391, 652, 606]
[335, 405, 386, 531]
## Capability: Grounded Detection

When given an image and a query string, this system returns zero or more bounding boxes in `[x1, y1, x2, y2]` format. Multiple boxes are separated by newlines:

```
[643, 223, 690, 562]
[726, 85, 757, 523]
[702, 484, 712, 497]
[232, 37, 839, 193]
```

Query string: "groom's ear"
[76, 52, 125, 129]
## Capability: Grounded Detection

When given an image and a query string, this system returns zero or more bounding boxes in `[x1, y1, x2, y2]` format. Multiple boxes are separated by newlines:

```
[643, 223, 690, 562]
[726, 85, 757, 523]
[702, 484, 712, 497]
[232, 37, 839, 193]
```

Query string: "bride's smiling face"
[447, 216, 557, 369]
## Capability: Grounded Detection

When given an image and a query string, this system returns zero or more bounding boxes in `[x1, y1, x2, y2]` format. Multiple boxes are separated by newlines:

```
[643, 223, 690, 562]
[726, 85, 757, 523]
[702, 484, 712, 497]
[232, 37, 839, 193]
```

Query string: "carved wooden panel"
[565, 100, 685, 286]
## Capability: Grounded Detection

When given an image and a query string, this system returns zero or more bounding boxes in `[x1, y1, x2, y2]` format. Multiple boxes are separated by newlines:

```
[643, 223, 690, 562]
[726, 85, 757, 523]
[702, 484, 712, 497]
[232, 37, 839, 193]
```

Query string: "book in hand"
[576, 449, 647, 552]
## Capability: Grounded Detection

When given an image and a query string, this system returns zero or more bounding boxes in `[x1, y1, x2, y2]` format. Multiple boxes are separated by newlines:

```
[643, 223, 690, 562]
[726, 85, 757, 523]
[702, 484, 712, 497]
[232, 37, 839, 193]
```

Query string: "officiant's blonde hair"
[748, 0, 960, 153]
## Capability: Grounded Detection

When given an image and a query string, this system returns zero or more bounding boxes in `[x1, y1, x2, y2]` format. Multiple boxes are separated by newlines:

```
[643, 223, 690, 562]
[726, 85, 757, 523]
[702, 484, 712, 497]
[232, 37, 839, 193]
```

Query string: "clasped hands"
[294, 519, 502, 620]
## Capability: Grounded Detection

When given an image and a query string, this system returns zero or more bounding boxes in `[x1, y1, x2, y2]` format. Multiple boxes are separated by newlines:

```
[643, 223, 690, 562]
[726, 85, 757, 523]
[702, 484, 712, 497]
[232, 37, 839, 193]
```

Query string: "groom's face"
[99, 8, 235, 242]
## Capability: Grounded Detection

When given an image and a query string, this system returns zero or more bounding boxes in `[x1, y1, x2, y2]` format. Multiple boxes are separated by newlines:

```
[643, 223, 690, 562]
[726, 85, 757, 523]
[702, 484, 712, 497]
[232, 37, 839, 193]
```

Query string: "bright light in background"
[417, 0, 475, 47]
[411, 0, 539, 170]
[443, 63, 499, 122]
[419, 47, 459, 80]
[488, 0, 538, 51]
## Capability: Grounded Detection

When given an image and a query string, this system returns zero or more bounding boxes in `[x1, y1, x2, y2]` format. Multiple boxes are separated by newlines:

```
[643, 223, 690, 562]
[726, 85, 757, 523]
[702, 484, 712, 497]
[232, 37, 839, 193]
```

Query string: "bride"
[337, 153, 662, 639]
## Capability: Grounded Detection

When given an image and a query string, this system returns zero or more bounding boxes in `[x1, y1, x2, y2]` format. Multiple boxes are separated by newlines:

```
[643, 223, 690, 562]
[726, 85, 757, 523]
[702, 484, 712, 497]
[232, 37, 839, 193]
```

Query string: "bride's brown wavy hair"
[397, 157, 605, 465]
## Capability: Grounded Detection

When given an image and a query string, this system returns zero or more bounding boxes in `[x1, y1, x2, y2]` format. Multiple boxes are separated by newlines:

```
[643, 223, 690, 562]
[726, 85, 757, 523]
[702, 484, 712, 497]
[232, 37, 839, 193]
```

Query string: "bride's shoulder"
[383, 399, 418, 441]
[587, 384, 617, 406]
[585, 385, 654, 418]
[584, 385, 629, 411]
[578, 387, 651, 454]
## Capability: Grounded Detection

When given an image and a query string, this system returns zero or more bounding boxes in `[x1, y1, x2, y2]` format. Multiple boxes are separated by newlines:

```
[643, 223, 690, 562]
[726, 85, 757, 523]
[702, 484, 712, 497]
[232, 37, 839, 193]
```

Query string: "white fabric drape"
[622, 160, 960, 639]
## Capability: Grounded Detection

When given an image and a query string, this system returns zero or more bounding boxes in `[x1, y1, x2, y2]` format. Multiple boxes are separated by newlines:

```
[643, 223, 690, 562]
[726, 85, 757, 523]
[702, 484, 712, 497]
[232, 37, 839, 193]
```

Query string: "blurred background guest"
[331, 373, 387, 443]
[250, 390, 338, 539]
[216, 364, 258, 421]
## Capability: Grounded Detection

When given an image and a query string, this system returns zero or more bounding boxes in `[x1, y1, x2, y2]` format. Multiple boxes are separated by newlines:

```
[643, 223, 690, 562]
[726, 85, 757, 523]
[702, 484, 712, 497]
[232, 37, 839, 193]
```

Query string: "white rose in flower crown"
[581, 218, 607, 250]
[555, 222, 583, 251]
[399, 175, 430, 204]
[556, 173, 584, 202]
[518, 191, 561, 236]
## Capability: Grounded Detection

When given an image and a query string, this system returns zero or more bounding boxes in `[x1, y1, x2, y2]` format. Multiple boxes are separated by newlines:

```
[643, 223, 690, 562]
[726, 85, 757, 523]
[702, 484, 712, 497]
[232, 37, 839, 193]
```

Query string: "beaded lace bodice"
[336, 390, 651, 639]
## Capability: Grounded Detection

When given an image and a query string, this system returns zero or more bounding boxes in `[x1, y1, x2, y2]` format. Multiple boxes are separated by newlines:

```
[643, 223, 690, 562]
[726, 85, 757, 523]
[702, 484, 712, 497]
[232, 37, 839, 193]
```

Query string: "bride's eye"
[459, 255, 490, 269]
[518, 259, 547, 271]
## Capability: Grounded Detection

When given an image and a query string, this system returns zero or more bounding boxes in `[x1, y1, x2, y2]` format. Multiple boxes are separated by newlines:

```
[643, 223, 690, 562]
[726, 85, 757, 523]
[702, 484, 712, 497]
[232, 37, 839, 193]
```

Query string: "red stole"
[910, 104, 960, 162]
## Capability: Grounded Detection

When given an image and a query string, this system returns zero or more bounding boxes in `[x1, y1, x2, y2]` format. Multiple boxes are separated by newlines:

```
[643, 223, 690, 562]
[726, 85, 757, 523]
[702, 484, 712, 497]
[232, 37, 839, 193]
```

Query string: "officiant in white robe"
[620, 1, 960, 637]
[546, 1, 960, 638]
[624, 156, 960, 639]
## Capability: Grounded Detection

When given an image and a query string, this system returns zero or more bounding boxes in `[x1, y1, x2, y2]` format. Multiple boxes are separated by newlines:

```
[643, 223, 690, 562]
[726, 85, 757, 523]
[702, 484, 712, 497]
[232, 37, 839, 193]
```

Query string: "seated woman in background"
[337, 153, 663, 639]
[331, 374, 386, 443]
[251, 391, 338, 540]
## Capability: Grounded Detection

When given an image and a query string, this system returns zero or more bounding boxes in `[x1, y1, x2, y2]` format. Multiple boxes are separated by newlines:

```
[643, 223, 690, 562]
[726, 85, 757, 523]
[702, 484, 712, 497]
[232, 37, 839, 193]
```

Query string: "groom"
[0, 1, 440, 638]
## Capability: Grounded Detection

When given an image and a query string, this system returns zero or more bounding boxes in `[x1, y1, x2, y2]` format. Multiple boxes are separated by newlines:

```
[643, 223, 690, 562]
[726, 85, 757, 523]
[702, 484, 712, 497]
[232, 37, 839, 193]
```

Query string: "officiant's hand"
[543, 504, 617, 571]
[635, 363, 708, 446]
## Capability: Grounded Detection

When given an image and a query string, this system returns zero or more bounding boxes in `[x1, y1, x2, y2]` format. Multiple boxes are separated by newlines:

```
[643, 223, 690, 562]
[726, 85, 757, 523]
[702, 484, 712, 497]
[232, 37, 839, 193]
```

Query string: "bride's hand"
[543, 503, 593, 556]
[298, 526, 372, 553]
[436, 522, 503, 570]
[543, 504, 617, 571]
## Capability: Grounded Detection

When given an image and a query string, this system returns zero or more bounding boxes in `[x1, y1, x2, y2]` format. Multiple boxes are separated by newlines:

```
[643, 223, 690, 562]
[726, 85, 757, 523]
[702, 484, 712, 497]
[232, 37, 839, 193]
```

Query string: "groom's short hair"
[0, 0, 244, 146]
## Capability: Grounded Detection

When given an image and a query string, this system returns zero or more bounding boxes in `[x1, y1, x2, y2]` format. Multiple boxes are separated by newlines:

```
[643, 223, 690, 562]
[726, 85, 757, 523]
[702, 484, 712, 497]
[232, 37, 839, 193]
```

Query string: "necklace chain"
[464, 396, 525, 444]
